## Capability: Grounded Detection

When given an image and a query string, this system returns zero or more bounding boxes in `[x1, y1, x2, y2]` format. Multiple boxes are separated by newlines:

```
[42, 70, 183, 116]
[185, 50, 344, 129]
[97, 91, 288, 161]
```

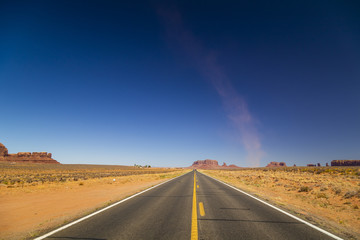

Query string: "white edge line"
[199, 171, 343, 240]
[34, 171, 191, 240]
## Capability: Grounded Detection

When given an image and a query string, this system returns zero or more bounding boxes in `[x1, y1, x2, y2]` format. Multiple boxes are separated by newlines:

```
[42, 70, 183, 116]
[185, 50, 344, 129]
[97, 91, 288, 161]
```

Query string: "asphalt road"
[40, 170, 337, 240]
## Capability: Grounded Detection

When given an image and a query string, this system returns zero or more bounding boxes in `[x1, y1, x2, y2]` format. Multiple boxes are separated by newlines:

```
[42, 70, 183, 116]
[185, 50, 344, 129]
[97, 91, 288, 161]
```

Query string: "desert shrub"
[316, 192, 328, 199]
[333, 187, 342, 195]
[0, 163, 179, 187]
[299, 186, 311, 192]
[320, 186, 328, 191]
[344, 190, 360, 199]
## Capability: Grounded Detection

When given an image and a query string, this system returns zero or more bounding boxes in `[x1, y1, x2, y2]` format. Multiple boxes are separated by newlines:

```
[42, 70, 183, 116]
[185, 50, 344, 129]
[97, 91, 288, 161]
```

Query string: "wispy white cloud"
[158, 7, 265, 166]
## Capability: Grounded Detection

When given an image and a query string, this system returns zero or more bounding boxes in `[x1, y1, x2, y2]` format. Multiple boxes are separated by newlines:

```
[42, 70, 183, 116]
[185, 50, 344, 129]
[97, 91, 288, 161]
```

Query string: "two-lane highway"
[37, 170, 339, 240]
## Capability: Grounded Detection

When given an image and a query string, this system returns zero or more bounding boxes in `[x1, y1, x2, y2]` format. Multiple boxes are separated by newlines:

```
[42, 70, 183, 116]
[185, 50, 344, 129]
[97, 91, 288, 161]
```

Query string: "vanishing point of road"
[37, 170, 340, 240]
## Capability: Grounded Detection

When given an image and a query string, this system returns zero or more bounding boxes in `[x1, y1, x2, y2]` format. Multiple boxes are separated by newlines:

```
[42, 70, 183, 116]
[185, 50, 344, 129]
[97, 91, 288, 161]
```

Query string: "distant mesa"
[306, 163, 322, 167]
[228, 164, 238, 168]
[189, 159, 240, 169]
[0, 143, 59, 164]
[331, 160, 360, 166]
[266, 161, 287, 167]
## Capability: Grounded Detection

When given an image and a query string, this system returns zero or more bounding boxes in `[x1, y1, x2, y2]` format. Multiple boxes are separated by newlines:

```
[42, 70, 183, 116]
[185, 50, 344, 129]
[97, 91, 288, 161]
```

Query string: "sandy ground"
[0, 172, 185, 240]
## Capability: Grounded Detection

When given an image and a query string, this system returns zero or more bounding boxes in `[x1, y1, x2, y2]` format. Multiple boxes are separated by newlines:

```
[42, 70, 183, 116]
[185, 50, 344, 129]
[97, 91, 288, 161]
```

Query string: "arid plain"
[1, 163, 360, 239]
[201, 167, 360, 239]
[0, 163, 188, 240]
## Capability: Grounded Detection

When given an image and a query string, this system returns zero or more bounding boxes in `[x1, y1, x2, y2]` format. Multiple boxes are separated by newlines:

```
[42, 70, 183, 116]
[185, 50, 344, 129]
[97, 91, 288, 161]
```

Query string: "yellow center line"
[199, 202, 205, 217]
[191, 171, 198, 240]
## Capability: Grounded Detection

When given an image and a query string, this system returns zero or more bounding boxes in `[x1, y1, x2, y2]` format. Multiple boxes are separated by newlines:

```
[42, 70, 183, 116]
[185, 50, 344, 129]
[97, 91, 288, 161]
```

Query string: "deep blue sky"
[1, 1, 359, 167]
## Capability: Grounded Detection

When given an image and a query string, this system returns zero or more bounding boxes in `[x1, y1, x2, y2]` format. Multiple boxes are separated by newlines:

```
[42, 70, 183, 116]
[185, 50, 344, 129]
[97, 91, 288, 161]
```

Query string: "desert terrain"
[201, 167, 360, 239]
[2, 162, 359, 240]
[0, 163, 188, 240]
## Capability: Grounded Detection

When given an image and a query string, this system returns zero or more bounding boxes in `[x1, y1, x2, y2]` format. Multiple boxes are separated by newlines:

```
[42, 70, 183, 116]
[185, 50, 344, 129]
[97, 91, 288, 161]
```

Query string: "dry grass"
[200, 167, 360, 240]
[0, 162, 179, 187]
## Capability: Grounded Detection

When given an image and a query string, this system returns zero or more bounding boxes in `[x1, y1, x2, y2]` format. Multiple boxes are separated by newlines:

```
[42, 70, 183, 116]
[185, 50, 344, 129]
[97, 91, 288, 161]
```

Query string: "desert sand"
[0, 169, 187, 240]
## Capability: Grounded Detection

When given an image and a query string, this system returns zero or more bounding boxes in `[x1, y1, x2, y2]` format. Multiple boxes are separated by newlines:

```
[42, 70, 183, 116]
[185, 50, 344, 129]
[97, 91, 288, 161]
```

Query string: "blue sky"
[1, 1, 359, 167]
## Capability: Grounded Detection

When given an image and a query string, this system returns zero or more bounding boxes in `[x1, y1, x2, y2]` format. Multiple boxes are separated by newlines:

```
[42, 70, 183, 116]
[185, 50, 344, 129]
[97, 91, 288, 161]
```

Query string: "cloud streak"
[158, 7, 264, 166]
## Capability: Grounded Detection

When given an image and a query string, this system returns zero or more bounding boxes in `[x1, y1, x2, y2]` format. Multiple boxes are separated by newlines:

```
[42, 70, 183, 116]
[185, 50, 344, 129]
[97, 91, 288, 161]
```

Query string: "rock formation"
[266, 161, 287, 167]
[228, 164, 238, 168]
[0, 143, 8, 157]
[0, 143, 59, 164]
[191, 159, 219, 168]
[331, 160, 360, 166]
[189, 159, 240, 169]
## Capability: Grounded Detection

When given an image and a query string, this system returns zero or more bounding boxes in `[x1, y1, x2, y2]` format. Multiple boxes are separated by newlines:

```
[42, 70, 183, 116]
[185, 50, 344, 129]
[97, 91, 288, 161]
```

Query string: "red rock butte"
[0, 143, 59, 164]
[331, 160, 360, 166]
[189, 159, 240, 169]
[266, 161, 287, 167]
